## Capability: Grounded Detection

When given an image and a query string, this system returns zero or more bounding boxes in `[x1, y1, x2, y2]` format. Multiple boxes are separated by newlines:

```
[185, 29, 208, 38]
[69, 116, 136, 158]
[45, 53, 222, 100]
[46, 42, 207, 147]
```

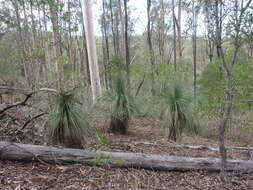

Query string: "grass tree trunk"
[109, 116, 128, 134]
[82, 0, 102, 103]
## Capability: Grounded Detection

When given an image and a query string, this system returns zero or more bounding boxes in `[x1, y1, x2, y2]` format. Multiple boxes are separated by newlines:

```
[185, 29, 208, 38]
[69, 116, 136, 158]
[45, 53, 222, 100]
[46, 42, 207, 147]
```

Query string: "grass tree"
[47, 91, 89, 148]
[160, 81, 200, 141]
[101, 73, 136, 134]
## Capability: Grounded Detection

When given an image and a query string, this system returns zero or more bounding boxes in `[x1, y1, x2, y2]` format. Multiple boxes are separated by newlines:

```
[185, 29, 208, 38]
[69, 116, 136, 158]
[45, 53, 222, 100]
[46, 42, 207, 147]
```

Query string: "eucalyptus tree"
[212, 0, 253, 182]
[82, 0, 102, 103]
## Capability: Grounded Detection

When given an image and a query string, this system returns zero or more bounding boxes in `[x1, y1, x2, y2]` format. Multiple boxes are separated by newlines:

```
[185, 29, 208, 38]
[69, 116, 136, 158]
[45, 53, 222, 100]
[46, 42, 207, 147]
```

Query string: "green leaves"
[199, 58, 253, 112]
[47, 90, 89, 147]
[100, 74, 137, 120]
[160, 80, 201, 141]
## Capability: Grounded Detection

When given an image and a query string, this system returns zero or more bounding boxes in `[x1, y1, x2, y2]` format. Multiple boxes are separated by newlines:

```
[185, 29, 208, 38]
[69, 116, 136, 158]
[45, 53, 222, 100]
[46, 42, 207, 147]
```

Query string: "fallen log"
[133, 141, 253, 151]
[0, 141, 253, 173]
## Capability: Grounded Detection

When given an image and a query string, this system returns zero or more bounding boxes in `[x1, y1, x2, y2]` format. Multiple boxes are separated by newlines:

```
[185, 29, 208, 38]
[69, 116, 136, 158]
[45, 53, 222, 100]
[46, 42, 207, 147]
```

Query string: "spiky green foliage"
[100, 74, 137, 134]
[47, 91, 89, 147]
[160, 81, 201, 141]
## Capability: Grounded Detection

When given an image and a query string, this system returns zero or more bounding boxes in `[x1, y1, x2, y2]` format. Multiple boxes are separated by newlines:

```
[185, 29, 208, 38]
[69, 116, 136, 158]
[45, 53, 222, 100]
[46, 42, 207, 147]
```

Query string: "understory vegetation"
[0, 0, 252, 188]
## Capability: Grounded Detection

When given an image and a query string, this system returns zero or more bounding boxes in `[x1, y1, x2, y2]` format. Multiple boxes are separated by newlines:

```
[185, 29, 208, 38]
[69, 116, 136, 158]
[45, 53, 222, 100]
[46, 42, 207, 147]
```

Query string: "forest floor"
[0, 109, 253, 190]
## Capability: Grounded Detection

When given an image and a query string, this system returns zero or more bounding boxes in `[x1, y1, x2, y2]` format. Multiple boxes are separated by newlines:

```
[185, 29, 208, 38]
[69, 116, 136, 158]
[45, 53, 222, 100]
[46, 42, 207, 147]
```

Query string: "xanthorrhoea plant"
[160, 80, 200, 141]
[47, 91, 89, 148]
[101, 74, 137, 134]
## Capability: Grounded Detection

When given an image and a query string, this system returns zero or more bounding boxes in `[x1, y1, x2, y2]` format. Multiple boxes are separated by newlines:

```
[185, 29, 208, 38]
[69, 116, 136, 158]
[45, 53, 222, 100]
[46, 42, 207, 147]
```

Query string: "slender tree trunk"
[123, 0, 130, 88]
[147, 0, 155, 95]
[118, 0, 125, 59]
[177, 0, 182, 61]
[42, 2, 50, 83]
[214, 1, 227, 181]
[102, 0, 110, 89]
[109, 0, 117, 55]
[82, 0, 102, 103]
[159, 0, 165, 63]
[172, 0, 177, 71]
[49, 0, 64, 91]
[22, 0, 32, 86]
[214, 0, 251, 182]
[29, 0, 38, 88]
[11, 0, 28, 82]
[192, 1, 197, 96]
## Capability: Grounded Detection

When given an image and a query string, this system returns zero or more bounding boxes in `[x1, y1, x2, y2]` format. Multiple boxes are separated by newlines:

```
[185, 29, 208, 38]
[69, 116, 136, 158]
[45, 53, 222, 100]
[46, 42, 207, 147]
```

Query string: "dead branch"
[0, 86, 57, 114]
[19, 112, 45, 131]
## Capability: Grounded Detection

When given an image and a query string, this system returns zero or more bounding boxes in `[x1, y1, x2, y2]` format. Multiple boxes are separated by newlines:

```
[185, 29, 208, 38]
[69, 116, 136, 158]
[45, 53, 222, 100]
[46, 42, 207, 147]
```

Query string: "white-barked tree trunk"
[82, 0, 102, 103]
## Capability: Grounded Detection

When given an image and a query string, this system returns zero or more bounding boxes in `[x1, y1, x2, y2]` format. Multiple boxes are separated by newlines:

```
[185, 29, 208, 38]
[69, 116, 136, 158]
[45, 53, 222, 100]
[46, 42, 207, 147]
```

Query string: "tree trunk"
[159, 0, 165, 63]
[147, 0, 155, 95]
[1, 141, 253, 173]
[11, 0, 28, 82]
[192, 0, 197, 96]
[102, 0, 110, 89]
[109, 0, 117, 55]
[172, 0, 177, 71]
[177, 0, 182, 61]
[79, 0, 91, 87]
[118, 0, 125, 59]
[123, 0, 130, 88]
[82, 0, 102, 103]
[49, 0, 64, 91]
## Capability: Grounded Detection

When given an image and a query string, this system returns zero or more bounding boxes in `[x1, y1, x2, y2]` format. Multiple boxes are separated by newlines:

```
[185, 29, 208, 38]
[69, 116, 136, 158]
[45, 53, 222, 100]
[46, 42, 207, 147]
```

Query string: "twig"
[0, 94, 31, 114]
[135, 74, 146, 97]
[19, 112, 45, 131]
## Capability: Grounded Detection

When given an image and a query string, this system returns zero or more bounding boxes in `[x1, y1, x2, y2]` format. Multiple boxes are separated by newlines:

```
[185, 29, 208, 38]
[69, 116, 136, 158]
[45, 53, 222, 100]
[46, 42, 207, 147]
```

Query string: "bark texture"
[0, 142, 253, 173]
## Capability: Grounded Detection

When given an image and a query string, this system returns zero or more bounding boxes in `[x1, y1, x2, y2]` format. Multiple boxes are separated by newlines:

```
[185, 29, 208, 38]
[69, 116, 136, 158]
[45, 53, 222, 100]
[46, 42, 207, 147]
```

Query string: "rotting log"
[0, 141, 253, 173]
